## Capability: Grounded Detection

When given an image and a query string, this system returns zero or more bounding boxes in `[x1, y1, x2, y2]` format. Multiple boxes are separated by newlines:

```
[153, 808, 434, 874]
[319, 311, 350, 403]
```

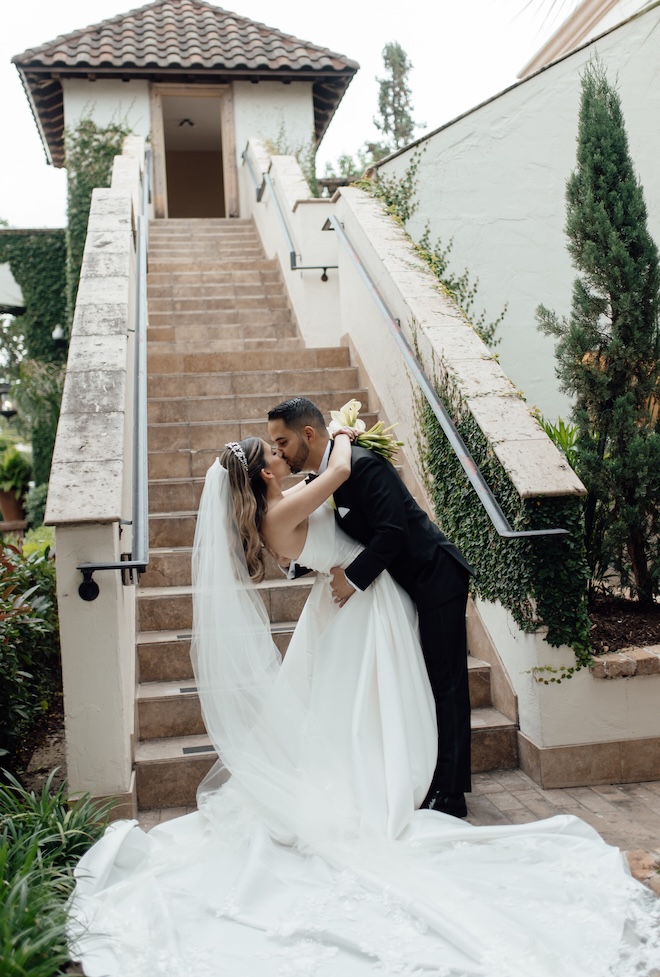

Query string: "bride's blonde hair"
[219, 437, 268, 582]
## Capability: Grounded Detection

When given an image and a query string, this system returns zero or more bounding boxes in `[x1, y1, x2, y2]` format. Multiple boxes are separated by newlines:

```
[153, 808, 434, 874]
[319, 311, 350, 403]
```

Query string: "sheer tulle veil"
[191, 458, 364, 846]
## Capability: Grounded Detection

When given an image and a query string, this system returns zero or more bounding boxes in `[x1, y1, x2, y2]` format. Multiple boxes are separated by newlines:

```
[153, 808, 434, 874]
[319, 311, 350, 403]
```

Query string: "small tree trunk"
[627, 528, 654, 606]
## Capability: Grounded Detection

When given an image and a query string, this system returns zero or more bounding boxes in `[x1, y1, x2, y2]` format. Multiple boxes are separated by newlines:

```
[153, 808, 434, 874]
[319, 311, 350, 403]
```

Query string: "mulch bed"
[588, 594, 660, 654]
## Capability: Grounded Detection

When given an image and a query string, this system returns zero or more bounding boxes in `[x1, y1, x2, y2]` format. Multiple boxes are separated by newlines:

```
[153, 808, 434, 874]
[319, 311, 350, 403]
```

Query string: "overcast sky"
[1, 0, 579, 227]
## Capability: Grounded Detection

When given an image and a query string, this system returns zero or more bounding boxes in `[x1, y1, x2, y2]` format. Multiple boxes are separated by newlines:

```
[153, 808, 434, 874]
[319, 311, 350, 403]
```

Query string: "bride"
[69, 432, 660, 977]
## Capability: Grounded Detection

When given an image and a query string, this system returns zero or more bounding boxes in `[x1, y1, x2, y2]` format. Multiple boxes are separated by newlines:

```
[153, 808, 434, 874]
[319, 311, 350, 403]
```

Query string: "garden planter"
[0, 489, 25, 523]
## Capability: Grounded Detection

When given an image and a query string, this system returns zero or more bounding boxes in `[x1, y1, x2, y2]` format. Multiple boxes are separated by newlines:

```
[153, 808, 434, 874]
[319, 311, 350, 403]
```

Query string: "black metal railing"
[241, 147, 337, 281]
[326, 215, 568, 540]
[77, 149, 152, 600]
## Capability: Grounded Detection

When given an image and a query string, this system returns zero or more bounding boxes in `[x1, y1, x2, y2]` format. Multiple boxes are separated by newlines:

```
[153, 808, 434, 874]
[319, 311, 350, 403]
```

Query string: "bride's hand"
[332, 426, 358, 442]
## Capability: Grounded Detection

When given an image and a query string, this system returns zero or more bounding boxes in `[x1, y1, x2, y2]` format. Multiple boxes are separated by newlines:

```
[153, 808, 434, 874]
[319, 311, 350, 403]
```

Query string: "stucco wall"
[583, 0, 651, 39]
[379, 4, 660, 420]
[233, 81, 315, 165]
[62, 78, 151, 138]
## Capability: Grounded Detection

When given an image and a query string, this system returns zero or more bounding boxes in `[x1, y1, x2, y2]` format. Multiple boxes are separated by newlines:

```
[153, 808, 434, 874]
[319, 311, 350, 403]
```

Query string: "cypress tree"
[368, 42, 419, 160]
[537, 60, 660, 605]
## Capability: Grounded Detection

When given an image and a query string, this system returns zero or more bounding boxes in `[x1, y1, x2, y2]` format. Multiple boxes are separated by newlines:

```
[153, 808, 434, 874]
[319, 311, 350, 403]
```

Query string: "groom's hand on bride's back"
[330, 566, 356, 607]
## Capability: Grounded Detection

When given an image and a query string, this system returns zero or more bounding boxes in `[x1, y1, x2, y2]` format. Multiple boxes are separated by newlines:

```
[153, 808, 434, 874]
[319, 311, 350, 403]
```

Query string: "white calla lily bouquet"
[328, 399, 404, 463]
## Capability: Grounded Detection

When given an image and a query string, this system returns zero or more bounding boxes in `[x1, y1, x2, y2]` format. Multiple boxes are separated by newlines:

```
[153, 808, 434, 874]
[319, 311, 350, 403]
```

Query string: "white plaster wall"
[379, 5, 660, 420]
[239, 140, 341, 346]
[476, 597, 660, 746]
[583, 0, 652, 39]
[233, 82, 315, 166]
[62, 78, 151, 138]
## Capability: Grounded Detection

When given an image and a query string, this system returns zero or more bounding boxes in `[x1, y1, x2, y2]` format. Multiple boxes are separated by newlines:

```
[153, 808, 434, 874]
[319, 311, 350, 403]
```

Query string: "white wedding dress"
[69, 463, 660, 977]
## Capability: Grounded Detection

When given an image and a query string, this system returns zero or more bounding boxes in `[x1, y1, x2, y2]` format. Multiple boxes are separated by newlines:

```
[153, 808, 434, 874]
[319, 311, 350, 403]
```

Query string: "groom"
[267, 397, 473, 818]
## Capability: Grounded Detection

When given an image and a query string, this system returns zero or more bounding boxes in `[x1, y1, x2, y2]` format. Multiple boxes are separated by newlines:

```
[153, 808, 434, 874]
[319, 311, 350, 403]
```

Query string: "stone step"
[149, 511, 197, 548]
[148, 444, 353, 480]
[147, 388, 369, 425]
[147, 322, 299, 345]
[137, 622, 294, 683]
[137, 577, 313, 632]
[149, 304, 294, 323]
[135, 706, 517, 809]
[146, 366, 360, 401]
[142, 545, 294, 588]
[148, 295, 291, 313]
[147, 412, 378, 453]
[147, 346, 351, 376]
[148, 259, 278, 274]
[147, 269, 283, 287]
[146, 337, 303, 356]
[148, 247, 264, 259]
[136, 655, 494, 739]
[150, 218, 255, 228]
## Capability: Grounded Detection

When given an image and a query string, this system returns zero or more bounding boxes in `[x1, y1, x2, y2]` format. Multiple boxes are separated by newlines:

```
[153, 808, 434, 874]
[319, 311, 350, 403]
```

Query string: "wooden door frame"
[149, 83, 239, 219]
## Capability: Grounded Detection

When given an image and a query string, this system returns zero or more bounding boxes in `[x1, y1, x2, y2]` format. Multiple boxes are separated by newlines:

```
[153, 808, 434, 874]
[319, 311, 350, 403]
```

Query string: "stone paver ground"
[140, 767, 660, 895]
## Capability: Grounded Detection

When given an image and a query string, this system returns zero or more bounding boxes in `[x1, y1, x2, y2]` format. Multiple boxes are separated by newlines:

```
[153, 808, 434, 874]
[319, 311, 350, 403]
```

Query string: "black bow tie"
[304, 472, 318, 484]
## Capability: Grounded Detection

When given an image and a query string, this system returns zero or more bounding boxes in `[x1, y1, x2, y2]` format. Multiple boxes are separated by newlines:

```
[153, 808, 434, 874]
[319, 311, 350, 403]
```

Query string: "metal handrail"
[77, 149, 152, 600]
[327, 215, 568, 540]
[241, 147, 337, 280]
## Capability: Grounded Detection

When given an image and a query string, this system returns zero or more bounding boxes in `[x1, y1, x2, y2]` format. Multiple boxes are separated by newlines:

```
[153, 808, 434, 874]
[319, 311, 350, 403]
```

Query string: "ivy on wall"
[363, 158, 592, 665]
[65, 118, 130, 326]
[0, 231, 67, 366]
[0, 231, 67, 489]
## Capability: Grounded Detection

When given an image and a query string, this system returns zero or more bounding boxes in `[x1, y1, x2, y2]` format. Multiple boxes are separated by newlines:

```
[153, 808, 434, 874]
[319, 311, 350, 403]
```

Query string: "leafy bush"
[66, 117, 130, 325]
[0, 770, 113, 976]
[24, 483, 50, 529]
[0, 445, 32, 497]
[0, 544, 60, 760]
[22, 524, 55, 557]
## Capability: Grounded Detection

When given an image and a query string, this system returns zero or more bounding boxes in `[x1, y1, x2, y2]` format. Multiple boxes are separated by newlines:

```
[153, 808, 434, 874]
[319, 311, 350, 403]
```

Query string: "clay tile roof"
[13, 0, 359, 166]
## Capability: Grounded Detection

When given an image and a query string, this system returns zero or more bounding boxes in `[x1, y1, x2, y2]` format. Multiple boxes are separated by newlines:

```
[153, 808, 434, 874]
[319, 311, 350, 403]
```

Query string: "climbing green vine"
[363, 155, 592, 667]
[65, 118, 131, 326]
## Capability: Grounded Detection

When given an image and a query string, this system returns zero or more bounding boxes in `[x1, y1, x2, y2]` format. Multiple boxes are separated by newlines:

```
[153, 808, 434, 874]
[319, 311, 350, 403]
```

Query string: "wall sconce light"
[0, 381, 17, 421]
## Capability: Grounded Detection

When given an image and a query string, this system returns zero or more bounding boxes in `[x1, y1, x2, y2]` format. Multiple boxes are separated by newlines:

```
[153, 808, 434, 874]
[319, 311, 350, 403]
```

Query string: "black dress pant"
[417, 586, 472, 796]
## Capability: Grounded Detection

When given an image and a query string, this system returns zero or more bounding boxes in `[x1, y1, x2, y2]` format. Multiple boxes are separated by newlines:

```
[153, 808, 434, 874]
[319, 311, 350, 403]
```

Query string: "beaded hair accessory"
[224, 441, 248, 473]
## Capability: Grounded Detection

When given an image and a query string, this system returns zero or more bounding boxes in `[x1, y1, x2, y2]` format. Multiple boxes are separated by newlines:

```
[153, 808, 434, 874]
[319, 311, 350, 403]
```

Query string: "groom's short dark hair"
[268, 397, 325, 432]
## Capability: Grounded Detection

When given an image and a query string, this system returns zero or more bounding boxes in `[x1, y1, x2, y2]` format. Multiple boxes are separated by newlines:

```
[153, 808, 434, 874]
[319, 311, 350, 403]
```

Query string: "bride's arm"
[264, 433, 352, 537]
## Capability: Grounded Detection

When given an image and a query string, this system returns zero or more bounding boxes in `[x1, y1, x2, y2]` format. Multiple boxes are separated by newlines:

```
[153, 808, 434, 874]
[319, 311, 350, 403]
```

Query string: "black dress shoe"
[423, 791, 468, 818]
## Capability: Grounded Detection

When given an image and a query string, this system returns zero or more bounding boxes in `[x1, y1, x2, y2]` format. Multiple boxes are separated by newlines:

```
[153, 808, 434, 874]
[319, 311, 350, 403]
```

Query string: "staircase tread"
[138, 628, 192, 645]
[139, 576, 314, 599]
[136, 705, 517, 763]
[147, 412, 378, 429]
[139, 656, 492, 700]
[148, 388, 368, 403]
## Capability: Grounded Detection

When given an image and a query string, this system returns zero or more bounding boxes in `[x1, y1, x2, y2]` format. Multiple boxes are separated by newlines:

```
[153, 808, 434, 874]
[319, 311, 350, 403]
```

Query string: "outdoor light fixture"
[0, 381, 17, 421]
[52, 323, 64, 341]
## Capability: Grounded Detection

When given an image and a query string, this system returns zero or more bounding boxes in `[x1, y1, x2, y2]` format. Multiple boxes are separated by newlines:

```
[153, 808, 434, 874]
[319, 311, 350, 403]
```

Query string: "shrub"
[0, 544, 60, 760]
[24, 483, 50, 530]
[0, 770, 113, 976]
[0, 445, 32, 498]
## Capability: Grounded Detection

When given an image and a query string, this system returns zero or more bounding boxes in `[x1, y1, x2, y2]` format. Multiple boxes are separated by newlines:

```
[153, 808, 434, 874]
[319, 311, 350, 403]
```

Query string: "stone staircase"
[136, 217, 518, 810]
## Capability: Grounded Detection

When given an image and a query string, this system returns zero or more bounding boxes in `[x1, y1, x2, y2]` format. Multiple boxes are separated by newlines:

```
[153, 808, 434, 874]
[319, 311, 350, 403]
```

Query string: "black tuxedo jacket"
[332, 445, 473, 608]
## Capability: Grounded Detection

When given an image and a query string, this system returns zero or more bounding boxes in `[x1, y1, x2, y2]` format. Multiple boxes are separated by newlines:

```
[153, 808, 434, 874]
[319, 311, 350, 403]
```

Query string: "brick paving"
[141, 768, 660, 894]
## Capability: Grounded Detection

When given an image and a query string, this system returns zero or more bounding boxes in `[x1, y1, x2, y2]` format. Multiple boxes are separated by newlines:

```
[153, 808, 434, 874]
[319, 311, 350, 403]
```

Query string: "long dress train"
[68, 462, 660, 977]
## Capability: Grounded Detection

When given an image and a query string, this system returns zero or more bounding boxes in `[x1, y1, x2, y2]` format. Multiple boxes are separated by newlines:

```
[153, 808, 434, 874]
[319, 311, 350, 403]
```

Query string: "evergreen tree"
[368, 42, 420, 160]
[537, 60, 660, 605]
